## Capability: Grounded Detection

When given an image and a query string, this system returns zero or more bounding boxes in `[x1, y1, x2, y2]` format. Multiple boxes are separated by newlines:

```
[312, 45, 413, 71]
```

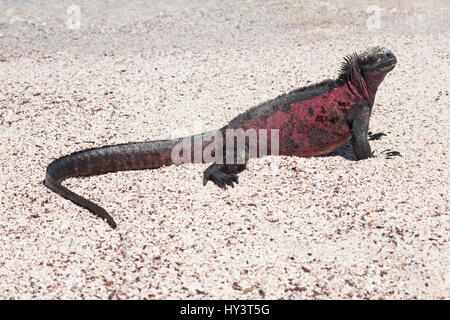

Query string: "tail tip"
[107, 218, 117, 229]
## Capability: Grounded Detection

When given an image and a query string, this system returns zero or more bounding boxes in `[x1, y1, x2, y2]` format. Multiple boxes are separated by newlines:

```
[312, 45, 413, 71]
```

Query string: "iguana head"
[340, 46, 397, 102]
[358, 46, 397, 74]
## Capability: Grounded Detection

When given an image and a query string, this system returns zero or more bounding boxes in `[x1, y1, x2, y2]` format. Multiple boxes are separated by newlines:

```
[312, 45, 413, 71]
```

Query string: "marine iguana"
[45, 46, 399, 229]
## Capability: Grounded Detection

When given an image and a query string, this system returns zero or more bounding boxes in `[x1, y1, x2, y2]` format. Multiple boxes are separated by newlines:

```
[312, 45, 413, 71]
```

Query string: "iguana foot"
[203, 164, 239, 190]
[381, 149, 402, 159]
[373, 149, 402, 159]
[368, 131, 387, 141]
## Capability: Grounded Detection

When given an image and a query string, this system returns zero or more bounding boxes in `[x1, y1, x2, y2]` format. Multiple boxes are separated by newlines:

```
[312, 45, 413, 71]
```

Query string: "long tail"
[44, 133, 212, 228]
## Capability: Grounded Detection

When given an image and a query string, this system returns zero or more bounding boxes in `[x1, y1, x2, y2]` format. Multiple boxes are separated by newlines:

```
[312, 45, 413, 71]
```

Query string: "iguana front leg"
[350, 105, 373, 160]
[351, 107, 402, 160]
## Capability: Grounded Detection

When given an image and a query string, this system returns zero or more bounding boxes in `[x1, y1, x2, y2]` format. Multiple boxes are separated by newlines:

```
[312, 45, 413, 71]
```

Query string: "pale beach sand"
[0, 0, 449, 299]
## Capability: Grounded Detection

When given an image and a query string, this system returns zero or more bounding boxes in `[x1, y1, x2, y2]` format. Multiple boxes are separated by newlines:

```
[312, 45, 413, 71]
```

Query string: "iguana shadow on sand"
[45, 46, 401, 228]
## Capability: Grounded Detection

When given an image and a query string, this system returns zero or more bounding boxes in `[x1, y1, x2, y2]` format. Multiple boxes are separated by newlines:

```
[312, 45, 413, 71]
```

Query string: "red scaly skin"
[235, 85, 355, 157]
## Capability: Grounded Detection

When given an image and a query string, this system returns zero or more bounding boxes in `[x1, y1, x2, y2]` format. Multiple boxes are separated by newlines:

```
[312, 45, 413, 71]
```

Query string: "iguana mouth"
[380, 61, 396, 72]
[374, 56, 397, 72]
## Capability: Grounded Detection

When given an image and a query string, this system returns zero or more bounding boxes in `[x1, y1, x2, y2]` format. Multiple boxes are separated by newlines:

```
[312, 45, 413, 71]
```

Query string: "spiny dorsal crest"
[338, 52, 360, 79]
